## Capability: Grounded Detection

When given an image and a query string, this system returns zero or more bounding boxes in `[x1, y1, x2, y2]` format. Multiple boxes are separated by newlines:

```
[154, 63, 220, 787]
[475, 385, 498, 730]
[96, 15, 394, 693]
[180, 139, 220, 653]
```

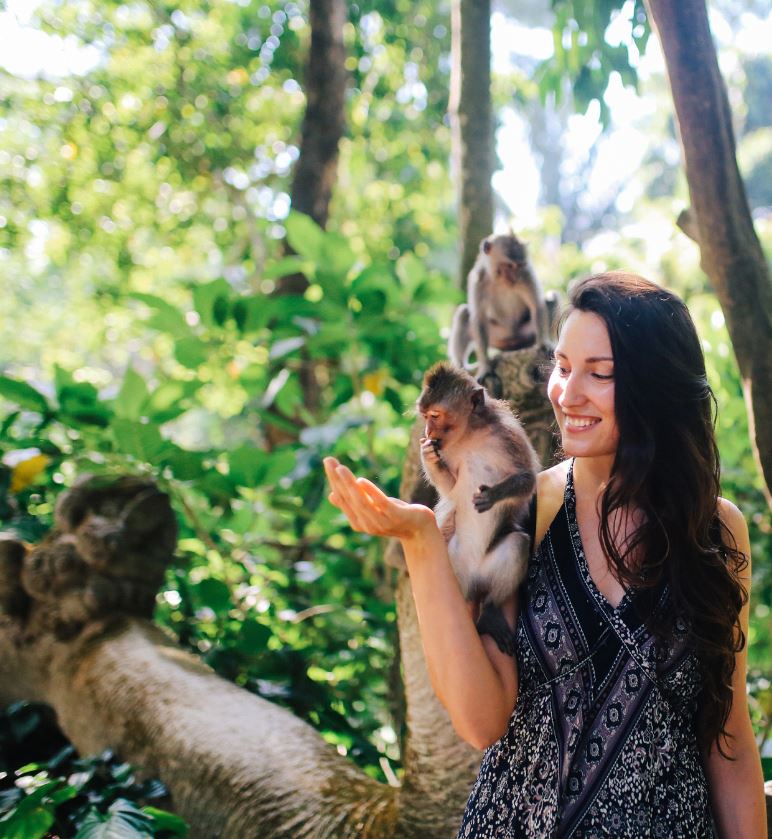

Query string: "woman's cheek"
[546, 373, 562, 412]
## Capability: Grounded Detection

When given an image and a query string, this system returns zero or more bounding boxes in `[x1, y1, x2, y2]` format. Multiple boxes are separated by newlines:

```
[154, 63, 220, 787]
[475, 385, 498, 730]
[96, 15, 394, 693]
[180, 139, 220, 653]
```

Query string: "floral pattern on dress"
[457, 462, 717, 838]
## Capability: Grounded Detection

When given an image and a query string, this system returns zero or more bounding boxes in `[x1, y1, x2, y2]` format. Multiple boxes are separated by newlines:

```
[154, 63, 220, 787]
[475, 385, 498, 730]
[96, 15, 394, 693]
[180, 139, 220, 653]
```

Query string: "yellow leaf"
[363, 369, 387, 396]
[10, 454, 50, 493]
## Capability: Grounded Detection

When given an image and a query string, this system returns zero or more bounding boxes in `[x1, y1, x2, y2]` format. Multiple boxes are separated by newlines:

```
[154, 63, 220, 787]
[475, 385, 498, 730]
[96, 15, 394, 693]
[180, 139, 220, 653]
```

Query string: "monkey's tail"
[448, 304, 471, 368]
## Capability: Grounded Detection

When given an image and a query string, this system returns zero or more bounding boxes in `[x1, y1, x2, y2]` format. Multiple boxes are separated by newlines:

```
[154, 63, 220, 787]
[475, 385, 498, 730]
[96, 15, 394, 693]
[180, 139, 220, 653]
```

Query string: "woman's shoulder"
[717, 497, 752, 570]
[534, 460, 571, 549]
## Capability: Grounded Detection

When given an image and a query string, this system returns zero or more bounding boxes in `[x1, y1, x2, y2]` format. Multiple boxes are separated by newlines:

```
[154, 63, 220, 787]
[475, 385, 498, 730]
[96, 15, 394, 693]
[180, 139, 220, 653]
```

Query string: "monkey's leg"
[473, 471, 536, 512]
[448, 304, 472, 368]
[474, 529, 531, 655]
[476, 602, 516, 656]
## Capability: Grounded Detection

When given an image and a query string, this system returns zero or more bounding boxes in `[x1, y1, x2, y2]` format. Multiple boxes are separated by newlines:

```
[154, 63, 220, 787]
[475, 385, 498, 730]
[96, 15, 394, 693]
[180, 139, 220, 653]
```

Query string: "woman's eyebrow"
[554, 351, 613, 363]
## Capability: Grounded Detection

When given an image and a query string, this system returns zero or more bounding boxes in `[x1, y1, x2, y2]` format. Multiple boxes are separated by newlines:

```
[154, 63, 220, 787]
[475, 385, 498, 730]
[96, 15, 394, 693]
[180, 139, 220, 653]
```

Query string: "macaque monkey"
[417, 362, 539, 654]
[449, 233, 549, 390]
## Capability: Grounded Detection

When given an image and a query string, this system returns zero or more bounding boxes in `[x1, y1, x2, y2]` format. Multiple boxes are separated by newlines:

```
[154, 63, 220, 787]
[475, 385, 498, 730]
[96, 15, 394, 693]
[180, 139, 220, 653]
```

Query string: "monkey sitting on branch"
[448, 232, 551, 395]
[417, 362, 539, 655]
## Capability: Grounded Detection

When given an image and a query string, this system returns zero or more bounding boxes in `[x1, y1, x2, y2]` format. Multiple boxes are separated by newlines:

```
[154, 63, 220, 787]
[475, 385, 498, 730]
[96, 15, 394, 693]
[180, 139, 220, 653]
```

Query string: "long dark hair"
[566, 271, 747, 755]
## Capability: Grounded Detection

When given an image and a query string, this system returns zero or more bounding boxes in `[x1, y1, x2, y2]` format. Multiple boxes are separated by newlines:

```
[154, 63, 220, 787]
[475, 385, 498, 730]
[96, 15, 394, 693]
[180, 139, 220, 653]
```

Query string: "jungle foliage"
[0, 0, 770, 825]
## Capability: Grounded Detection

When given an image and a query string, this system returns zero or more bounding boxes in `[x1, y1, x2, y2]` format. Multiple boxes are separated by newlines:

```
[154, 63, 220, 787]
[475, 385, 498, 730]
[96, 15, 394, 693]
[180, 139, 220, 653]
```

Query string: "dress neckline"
[564, 459, 633, 615]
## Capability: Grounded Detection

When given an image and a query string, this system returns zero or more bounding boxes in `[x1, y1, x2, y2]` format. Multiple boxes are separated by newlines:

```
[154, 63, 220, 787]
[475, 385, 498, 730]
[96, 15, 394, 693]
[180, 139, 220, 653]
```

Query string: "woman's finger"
[357, 477, 389, 506]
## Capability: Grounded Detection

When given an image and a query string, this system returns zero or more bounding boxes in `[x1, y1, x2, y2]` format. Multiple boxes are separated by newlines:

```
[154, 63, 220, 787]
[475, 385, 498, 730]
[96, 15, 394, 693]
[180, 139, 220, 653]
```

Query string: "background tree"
[449, 0, 494, 283]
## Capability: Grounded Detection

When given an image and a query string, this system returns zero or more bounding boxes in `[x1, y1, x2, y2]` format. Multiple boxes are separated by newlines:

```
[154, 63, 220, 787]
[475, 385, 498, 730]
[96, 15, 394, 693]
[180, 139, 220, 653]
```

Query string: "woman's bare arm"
[324, 457, 517, 748]
[704, 498, 766, 839]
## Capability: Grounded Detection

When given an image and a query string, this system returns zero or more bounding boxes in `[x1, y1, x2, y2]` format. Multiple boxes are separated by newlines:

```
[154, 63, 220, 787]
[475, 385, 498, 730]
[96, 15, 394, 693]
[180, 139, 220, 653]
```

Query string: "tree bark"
[279, 0, 348, 296]
[449, 0, 494, 286]
[644, 0, 772, 504]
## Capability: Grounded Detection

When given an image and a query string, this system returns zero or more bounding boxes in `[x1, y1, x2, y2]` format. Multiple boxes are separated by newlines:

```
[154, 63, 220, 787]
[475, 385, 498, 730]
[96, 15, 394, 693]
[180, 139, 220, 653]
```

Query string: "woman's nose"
[559, 372, 585, 407]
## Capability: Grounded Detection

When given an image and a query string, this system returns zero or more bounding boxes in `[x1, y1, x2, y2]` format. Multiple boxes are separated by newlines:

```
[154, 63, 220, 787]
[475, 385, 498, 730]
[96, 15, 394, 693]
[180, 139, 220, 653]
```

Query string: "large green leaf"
[127, 293, 190, 339]
[141, 807, 188, 837]
[111, 419, 166, 462]
[174, 337, 211, 369]
[114, 368, 149, 421]
[0, 376, 51, 415]
[192, 279, 231, 328]
[227, 444, 267, 488]
[74, 798, 154, 839]
[284, 211, 325, 264]
[144, 380, 202, 424]
[193, 577, 232, 611]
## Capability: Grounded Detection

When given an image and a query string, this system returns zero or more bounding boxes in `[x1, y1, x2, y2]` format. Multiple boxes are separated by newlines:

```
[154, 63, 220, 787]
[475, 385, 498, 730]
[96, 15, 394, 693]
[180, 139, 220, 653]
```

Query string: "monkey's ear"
[471, 387, 486, 410]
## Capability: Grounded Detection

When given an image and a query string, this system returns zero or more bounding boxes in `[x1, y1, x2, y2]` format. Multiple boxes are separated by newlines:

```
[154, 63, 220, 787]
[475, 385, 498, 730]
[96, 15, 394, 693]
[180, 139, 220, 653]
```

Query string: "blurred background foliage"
[0, 0, 770, 805]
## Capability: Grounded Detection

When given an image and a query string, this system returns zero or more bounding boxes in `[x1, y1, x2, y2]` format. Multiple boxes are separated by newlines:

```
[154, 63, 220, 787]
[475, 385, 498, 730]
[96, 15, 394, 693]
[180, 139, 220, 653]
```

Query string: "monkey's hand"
[420, 437, 456, 494]
[473, 484, 497, 513]
[419, 436, 444, 468]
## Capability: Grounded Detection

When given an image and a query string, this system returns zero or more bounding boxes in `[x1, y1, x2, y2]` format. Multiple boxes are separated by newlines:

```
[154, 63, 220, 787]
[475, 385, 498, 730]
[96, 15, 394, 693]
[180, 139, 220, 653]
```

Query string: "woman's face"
[548, 309, 619, 461]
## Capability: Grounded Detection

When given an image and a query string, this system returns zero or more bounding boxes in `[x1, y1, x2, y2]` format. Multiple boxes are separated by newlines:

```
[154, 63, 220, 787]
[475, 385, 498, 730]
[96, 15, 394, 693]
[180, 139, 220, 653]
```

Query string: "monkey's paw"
[473, 485, 495, 512]
[419, 436, 442, 466]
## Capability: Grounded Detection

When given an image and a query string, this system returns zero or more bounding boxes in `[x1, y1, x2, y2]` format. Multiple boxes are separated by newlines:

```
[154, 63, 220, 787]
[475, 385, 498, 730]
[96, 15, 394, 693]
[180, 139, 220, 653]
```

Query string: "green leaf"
[194, 577, 232, 611]
[111, 419, 166, 462]
[74, 798, 154, 839]
[0, 376, 51, 414]
[192, 279, 231, 328]
[284, 211, 325, 263]
[159, 444, 208, 481]
[395, 253, 426, 297]
[56, 372, 111, 427]
[144, 380, 202, 424]
[114, 367, 149, 420]
[227, 445, 267, 488]
[142, 807, 188, 837]
[261, 255, 311, 281]
[128, 293, 190, 338]
[318, 231, 356, 279]
[261, 448, 297, 486]
[174, 337, 211, 369]
[0, 805, 54, 839]
[238, 620, 272, 651]
[231, 295, 276, 335]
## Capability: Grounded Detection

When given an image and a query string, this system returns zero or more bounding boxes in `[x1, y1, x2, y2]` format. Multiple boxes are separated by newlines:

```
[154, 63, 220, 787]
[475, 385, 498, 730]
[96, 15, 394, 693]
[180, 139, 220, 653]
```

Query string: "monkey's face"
[420, 404, 465, 449]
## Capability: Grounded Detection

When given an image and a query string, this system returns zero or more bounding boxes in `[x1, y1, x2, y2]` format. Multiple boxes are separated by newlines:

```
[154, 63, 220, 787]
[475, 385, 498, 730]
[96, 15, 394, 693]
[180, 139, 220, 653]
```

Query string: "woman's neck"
[572, 454, 615, 499]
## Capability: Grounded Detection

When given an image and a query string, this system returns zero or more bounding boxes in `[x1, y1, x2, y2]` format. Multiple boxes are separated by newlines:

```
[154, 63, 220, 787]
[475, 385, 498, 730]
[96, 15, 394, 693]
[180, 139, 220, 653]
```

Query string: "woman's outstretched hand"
[323, 456, 438, 544]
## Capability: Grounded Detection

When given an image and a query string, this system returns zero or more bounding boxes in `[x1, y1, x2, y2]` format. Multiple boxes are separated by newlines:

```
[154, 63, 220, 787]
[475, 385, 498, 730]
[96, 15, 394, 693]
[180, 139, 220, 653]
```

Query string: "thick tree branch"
[645, 0, 772, 504]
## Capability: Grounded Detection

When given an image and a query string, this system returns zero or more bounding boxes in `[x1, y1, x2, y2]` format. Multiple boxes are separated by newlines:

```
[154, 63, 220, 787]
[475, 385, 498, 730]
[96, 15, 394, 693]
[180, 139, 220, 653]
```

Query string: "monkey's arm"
[473, 469, 536, 513]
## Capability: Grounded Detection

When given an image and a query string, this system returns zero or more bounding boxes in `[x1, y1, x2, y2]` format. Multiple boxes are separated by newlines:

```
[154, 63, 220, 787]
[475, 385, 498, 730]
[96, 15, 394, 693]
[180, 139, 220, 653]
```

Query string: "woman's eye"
[557, 366, 570, 376]
[592, 373, 614, 381]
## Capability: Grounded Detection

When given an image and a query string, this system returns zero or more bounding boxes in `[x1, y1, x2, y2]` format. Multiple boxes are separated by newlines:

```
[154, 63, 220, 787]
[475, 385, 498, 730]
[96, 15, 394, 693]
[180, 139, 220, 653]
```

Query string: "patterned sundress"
[458, 461, 716, 838]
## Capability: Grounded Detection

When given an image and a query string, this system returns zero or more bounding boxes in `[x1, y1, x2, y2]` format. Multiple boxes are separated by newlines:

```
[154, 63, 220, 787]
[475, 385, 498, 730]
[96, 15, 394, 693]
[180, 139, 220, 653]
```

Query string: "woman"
[324, 272, 766, 837]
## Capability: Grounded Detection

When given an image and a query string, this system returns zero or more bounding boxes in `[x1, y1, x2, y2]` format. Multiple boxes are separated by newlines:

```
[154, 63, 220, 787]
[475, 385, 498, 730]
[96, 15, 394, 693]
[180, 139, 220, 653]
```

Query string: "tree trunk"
[279, 0, 347, 296]
[644, 0, 772, 505]
[449, 0, 494, 286]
